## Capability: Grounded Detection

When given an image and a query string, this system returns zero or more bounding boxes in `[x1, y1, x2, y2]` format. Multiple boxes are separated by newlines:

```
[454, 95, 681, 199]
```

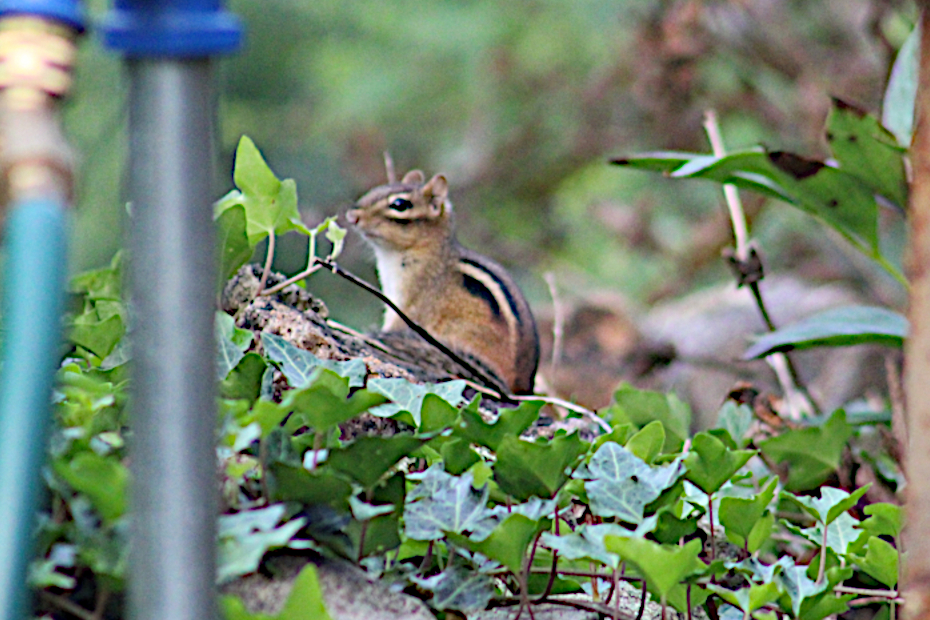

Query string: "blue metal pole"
[102, 3, 241, 620]
[0, 199, 69, 620]
[0, 4, 81, 619]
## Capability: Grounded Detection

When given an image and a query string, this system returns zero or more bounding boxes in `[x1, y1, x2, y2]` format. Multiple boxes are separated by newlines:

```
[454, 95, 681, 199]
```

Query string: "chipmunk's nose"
[345, 209, 360, 225]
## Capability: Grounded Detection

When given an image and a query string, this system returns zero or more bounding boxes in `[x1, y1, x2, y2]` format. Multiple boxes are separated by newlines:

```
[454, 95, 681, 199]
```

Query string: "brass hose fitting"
[0, 15, 79, 205]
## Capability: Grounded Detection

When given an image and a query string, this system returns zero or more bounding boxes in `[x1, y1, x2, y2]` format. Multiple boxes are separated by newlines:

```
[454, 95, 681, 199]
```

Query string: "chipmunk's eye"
[388, 197, 413, 212]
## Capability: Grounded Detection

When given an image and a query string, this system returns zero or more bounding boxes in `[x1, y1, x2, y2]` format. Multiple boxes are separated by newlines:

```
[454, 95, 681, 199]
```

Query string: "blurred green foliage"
[62, 0, 916, 328]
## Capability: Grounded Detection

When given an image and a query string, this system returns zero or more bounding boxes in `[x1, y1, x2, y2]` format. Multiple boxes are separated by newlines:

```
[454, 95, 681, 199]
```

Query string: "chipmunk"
[346, 169, 539, 394]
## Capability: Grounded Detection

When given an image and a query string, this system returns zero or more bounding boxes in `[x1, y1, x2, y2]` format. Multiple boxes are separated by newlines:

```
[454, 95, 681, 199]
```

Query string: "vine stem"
[702, 109, 818, 418]
[256, 232, 276, 293]
[261, 229, 320, 295]
[817, 523, 828, 583]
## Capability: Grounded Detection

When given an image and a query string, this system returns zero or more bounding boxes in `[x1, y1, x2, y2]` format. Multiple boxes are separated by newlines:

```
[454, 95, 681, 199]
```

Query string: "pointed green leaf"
[670, 149, 879, 251]
[758, 411, 853, 491]
[280, 369, 386, 433]
[624, 420, 665, 463]
[218, 136, 311, 245]
[411, 559, 495, 613]
[826, 99, 908, 208]
[607, 384, 690, 451]
[883, 23, 920, 146]
[404, 466, 496, 541]
[744, 306, 906, 359]
[217, 505, 306, 584]
[53, 453, 128, 522]
[216, 203, 254, 283]
[367, 378, 468, 427]
[583, 442, 684, 524]
[719, 477, 778, 549]
[262, 332, 367, 388]
[217, 312, 254, 380]
[221, 563, 333, 620]
[850, 536, 899, 587]
[448, 513, 542, 574]
[267, 463, 352, 510]
[327, 434, 425, 489]
[684, 432, 756, 494]
[493, 433, 586, 500]
[708, 582, 781, 614]
[859, 503, 903, 539]
[603, 536, 704, 598]
[453, 398, 542, 450]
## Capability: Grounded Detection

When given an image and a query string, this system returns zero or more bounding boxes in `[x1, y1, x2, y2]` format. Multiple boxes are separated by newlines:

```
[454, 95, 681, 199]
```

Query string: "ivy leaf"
[603, 536, 704, 599]
[262, 332, 367, 388]
[540, 520, 656, 570]
[217, 312, 254, 380]
[858, 503, 903, 539]
[826, 99, 908, 209]
[775, 563, 830, 617]
[448, 513, 543, 574]
[217, 505, 306, 584]
[215, 203, 254, 283]
[221, 352, 267, 403]
[324, 219, 347, 259]
[684, 432, 756, 494]
[266, 463, 353, 511]
[606, 384, 690, 451]
[221, 564, 333, 620]
[715, 402, 754, 449]
[758, 411, 853, 491]
[420, 393, 460, 433]
[707, 582, 782, 616]
[404, 467, 496, 541]
[492, 433, 586, 500]
[849, 536, 899, 588]
[719, 477, 778, 551]
[624, 420, 665, 463]
[453, 398, 542, 450]
[69, 304, 125, 359]
[280, 369, 386, 433]
[327, 435, 426, 489]
[215, 135, 311, 245]
[744, 306, 906, 359]
[367, 378, 468, 427]
[411, 557, 494, 613]
[783, 512, 866, 557]
[53, 453, 128, 522]
[583, 442, 684, 524]
[781, 485, 870, 526]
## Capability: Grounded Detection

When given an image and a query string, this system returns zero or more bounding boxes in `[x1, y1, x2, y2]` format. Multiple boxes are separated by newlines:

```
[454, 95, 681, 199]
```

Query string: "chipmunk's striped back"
[346, 169, 539, 394]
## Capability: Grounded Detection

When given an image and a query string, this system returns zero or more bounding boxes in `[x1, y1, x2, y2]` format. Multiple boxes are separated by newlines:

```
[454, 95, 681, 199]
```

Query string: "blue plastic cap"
[102, 0, 243, 57]
[0, 0, 85, 32]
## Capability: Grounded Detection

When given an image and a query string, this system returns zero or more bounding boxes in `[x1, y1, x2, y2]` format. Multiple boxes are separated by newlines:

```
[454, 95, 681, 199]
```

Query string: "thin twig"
[511, 394, 612, 433]
[886, 354, 907, 453]
[257, 233, 276, 293]
[834, 585, 899, 598]
[543, 272, 565, 375]
[702, 109, 818, 418]
[261, 228, 320, 295]
[40, 591, 97, 620]
[314, 258, 512, 398]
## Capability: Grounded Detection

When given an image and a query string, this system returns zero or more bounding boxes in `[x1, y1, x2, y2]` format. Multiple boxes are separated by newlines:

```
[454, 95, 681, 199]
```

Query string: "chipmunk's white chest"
[373, 247, 406, 328]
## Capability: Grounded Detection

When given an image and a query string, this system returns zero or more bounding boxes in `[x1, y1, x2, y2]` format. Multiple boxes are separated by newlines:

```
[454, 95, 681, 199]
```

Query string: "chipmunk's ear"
[422, 173, 448, 202]
[402, 169, 425, 185]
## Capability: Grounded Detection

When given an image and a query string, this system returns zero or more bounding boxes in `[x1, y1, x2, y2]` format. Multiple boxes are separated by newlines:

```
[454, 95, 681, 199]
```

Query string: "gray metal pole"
[126, 59, 219, 620]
